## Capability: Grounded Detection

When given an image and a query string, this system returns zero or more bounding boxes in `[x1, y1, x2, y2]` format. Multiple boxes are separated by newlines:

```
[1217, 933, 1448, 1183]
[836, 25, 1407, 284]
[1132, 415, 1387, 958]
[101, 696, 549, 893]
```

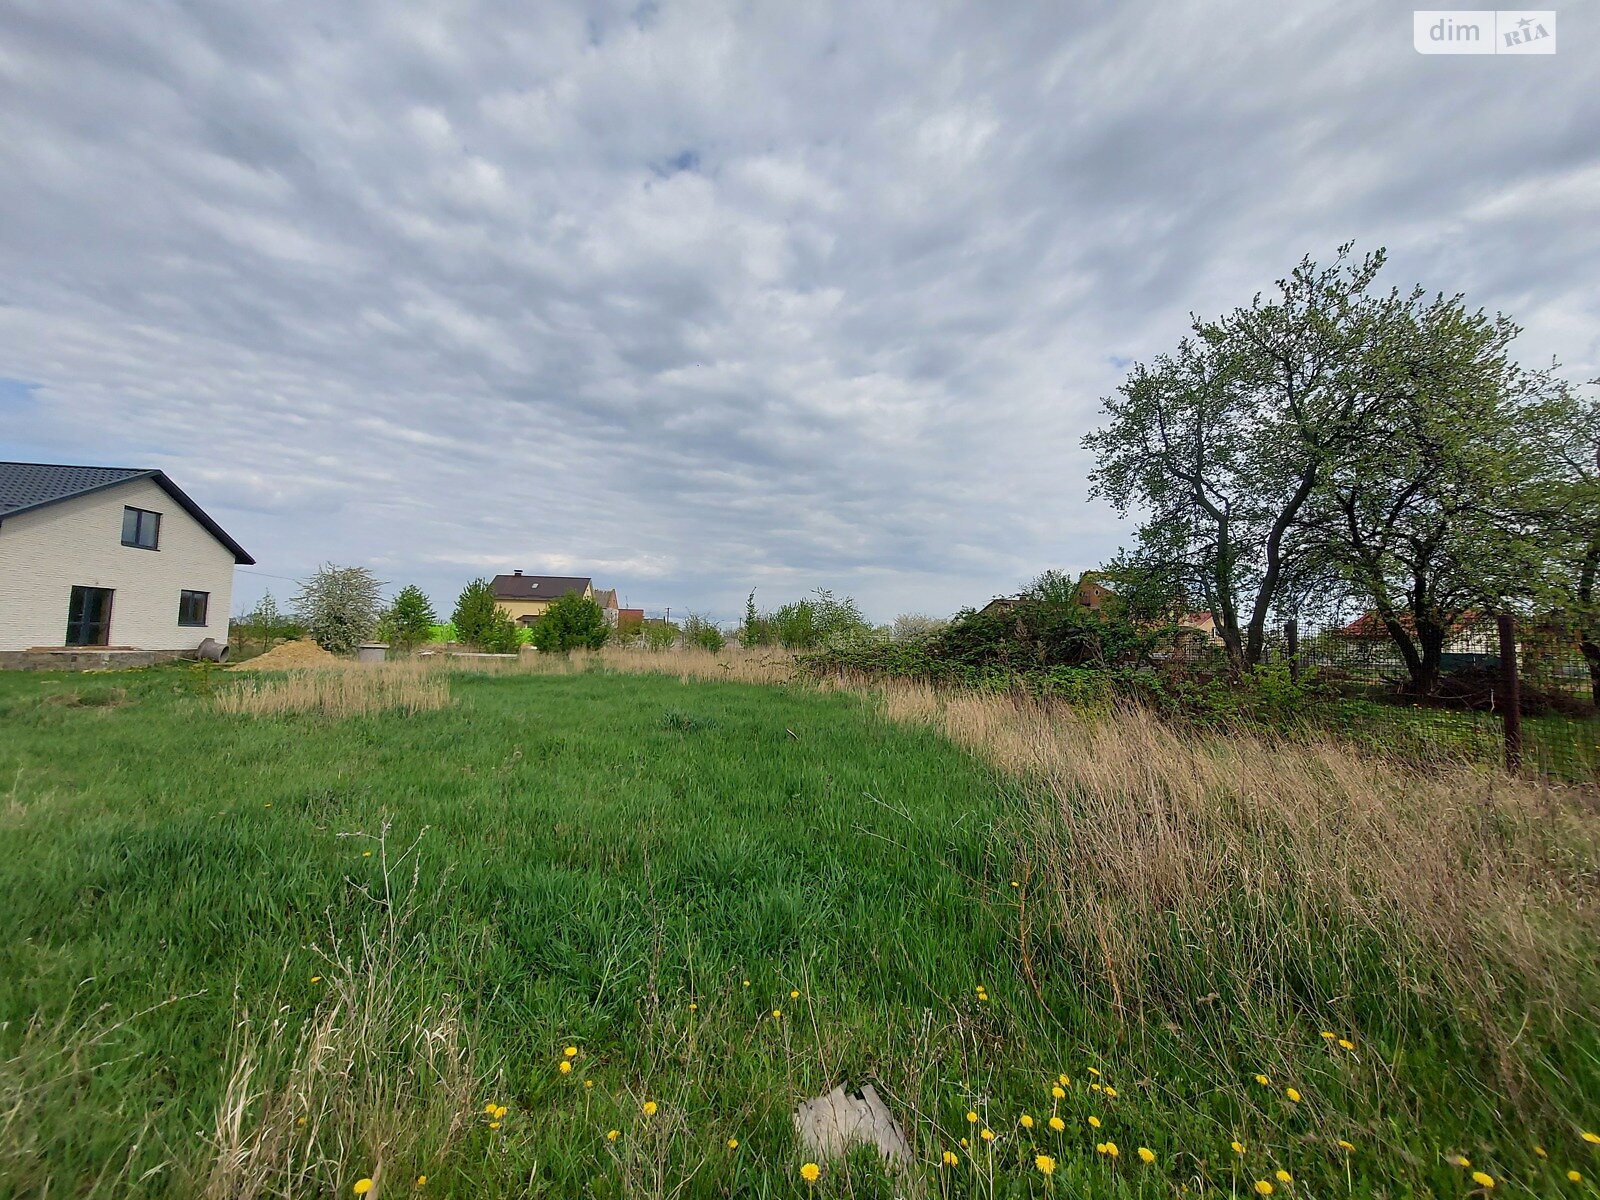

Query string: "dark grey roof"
[0, 461, 255, 564]
[490, 573, 591, 600]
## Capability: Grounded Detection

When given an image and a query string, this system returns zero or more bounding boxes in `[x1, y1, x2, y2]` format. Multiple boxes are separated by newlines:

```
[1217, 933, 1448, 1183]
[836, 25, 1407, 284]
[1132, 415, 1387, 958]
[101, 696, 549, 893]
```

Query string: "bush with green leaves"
[377, 584, 438, 650]
[292, 564, 384, 655]
[642, 619, 680, 650]
[452, 578, 523, 653]
[682, 613, 725, 653]
[527, 593, 609, 652]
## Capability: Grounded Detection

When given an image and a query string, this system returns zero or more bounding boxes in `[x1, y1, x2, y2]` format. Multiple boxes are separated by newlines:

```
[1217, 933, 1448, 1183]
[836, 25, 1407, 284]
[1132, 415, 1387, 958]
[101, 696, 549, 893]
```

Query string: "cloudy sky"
[1, 2, 1595, 623]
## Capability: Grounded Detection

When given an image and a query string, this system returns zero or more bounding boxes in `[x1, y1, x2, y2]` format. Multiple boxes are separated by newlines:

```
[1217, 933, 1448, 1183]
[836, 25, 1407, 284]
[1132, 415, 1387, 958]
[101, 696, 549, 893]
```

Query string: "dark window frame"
[121, 506, 162, 550]
[178, 589, 210, 627]
[66, 586, 114, 646]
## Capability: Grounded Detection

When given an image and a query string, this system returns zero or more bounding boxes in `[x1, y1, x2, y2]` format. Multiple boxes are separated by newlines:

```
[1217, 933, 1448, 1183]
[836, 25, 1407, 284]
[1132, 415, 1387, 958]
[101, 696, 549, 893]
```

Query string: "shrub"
[642, 620, 680, 650]
[451, 579, 522, 653]
[682, 613, 725, 653]
[293, 564, 384, 655]
[527, 593, 609, 652]
[378, 585, 438, 650]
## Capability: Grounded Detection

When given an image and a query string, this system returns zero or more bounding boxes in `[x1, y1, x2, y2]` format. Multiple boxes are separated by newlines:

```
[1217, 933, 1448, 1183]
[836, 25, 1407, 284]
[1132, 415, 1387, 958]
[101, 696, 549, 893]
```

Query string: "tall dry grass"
[879, 684, 1600, 1109]
[215, 664, 452, 718]
[424, 644, 797, 686]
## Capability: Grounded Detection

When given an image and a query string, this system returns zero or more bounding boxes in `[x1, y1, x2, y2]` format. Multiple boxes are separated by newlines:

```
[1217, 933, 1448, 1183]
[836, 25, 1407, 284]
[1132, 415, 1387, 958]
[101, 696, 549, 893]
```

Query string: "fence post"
[1286, 618, 1299, 682]
[1497, 613, 1522, 774]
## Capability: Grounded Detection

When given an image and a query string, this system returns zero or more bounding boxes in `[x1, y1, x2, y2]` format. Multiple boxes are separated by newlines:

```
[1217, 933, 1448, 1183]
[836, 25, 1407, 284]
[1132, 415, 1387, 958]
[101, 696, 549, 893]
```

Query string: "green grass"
[0, 665, 1596, 1198]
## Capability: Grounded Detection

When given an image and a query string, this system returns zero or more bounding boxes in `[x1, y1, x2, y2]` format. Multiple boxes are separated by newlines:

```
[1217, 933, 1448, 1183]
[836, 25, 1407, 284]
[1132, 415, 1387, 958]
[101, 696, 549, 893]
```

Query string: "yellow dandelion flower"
[1275, 1169, 1292, 1183]
[943, 1150, 960, 1166]
[1584, 1132, 1600, 1145]
[1139, 1147, 1156, 1164]
[1254, 1182, 1274, 1196]
[564, 1046, 578, 1058]
[980, 1128, 995, 1142]
[558, 1061, 573, 1075]
[1020, 1113, 1034, 1129]
[1338, 1039, 1355, 1051]
[1471, 1171, 1495, 1188]
[1533, 1146, 1547, 1158]
[297, 1116, 306, 1127]
[416, 1176, 426, 1186]
[494, 1106, 507, 1119]
[1285, 1087, 1302, 1103]
[310, 976, 322, 984]
[742, 979, 749, 987]
[1087, 1067, 1101, 1077]
[1232, 1141, 1246, 1155]
[1320, 1031, 1335, 1040]
[977, 992, 989, 1002]
[584, 1079, 593, 1089]
[484, 1103, 496, 1115]
[1036, 1154, 1056, 1175]
[1058, 1073, 1070, 1086]
[689, 1003, 698, 1011]
[607, 1129, 620, 1142]
[728, 1138, 739, 1150]
[800, 1162, 821, 1183]
[642, 1101, 658, 1117]
[1095, 1142, 1106, 1154]
[974, 986, 985, 995]
[1255, 1074, 1270, 1086]
[1338, 1140, 1355, 1151]
[772, 1009, 782, 1020]
[362, 851, 371, 857]
[1104, 1087, 1118, 1099]
[960, 1137, 969, 1148]
[1103, 1141, 1119, 1158]
[353, 1182, 374, 1197]
[1088, 1115, 1101, 1129]
[488, 1121, 500, 1130]
[1449, 1155, 1472, 1168]
[966, 1111, 978, 1124]
[790, 989, 799, 999]
[1567, 1171, 1583, 1183]
[1091, 1083, 1103, 1093]
[1052, 1086, 1066, 1099]
[1049, 1116, 1065, 1132]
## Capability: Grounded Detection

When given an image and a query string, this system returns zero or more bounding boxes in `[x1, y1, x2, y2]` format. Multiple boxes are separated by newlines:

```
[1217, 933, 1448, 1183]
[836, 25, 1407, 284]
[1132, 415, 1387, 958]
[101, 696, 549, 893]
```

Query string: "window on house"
[121, 506, 161, 549]
[178, 590, 210, 627]
[66, 586, 114, 646]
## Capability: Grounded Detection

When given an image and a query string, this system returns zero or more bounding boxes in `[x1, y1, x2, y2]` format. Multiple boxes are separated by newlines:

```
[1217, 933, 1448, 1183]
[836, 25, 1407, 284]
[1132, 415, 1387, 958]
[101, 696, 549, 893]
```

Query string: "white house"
[0, 463, 253, 655]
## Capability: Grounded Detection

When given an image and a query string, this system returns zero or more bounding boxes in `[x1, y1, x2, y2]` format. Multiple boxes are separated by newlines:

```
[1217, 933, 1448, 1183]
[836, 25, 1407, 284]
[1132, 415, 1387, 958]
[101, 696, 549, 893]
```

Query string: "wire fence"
[1158, 614, 1599, 785]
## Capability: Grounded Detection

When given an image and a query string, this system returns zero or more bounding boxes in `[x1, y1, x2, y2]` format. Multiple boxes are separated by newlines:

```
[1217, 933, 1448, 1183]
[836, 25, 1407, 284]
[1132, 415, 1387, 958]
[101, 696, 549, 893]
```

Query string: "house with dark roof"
[490, 571, 595, 626]
[0, 462, 253, 654]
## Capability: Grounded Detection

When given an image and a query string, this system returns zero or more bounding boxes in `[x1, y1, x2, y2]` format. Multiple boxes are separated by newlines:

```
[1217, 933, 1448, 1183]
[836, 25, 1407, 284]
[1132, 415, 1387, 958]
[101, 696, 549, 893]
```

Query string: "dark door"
[65, 586, 114, 646]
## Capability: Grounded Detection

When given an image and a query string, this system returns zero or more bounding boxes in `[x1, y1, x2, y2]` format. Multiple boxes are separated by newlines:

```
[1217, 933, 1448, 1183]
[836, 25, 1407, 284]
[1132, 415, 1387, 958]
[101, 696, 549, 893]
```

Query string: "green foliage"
[292, 563, 384, 654]
[234, 591, 304, 646]
[766, 588, 873, 649]
[451, 578, 522, 653]
[427, 622, 457, 643]
[741, 589, 772, 646]
[641, 619, 680, 650]
[378, 584, 438, 650]
[682, 613, 725, 653]
[527, 593, 609, 652]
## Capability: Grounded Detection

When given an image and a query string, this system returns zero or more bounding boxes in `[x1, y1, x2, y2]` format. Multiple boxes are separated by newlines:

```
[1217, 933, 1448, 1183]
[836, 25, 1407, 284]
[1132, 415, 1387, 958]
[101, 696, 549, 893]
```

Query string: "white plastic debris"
[793, 1083, 910, 1164]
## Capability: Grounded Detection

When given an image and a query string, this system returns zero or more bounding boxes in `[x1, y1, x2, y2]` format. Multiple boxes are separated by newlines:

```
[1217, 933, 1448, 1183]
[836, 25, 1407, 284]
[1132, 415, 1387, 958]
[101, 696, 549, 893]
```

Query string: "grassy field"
[1, 660, 1597, 1198]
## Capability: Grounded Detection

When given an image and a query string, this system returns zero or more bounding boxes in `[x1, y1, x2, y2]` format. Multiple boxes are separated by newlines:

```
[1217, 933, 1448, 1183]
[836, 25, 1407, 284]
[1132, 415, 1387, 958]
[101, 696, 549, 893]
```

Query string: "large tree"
[292, 564, 384, 654]
[1530, 384, 1600, 703]
[1085, 246, 1400, 667]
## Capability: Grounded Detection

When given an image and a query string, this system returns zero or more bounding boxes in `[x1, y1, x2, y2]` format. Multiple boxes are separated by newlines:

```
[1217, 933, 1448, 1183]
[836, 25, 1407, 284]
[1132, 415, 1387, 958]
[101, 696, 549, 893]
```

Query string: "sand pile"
[230, 638, 341, 670]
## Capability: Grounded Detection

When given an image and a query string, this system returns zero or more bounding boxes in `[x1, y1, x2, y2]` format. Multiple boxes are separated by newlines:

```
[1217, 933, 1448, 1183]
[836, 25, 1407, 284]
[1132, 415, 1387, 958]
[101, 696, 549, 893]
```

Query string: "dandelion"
[1566, 1171, 1582, 1183]
[1087, 1068, 1101, 1077]
[1036, 1154, 1056, 1175]
[1088, 1116, 1101, 1129]
[974, 986, 985, 995]
[489, 1121, 500, 1130]
[772, 1009, 782, 1020]
[981, 1128, 995, 1143]
[483, 1103, 496, 1115]
[1049, 1117, 1066, 1132]
[728, 1138, 739, 1150]
[1101, 1142, 1119, 1158]
[493, 1106, 507, 1119]
[1104, 1087, 1118, 1099]
[1338, 1140, 1355, 1152]
[1471, 1171, 1495, 1188]
[977, 992, 989, 1003]
[742, 979, 750, 987]
[310, 976, 322, 984]
[642, 1101, 658, 1117]
[961, 1138, 969, 1148]
[1320, 1031, 1335, 1040]
[1052, 1086, 1066, 1099]
[689, 1003, 698, 1011]
[363, 851, 372, 857]
[1285, 1088, 1301, 1103]
[1254, 1183, 1274, 1196]
[416, 1176, 427, 1186]
[564, 1046, 578, 1058]
[1533, 1146, 1547, 1158]
[1584, 1132, 1600, 1145]
[1255, 1074, 1270, 1086]
[1449, 1155, 1472, 1168]
[1338, 1039, 1355, 1051]
[1232, 1141, 1246, 1155]
[967, 1111, 978, 1124]
[297, 1117, 307, 1127]
[607, 1129, 620, 1142]
[790, 989, 800, 999]
[584, 1079, 593, 1089]
[943, 1150, 960, 1167]
[1020, 1114, 1034, 1129]
[1275, 1170, 1292, 1183]
[1090, 1083, 1103, 1093]
[1139, 1147, 1156, 1164]
[1058, 1074, 1071, 1086]
[353, 1182, 374, 1197]
[800, 1162, 821, 1183]
[559, 1061, 573, 1075]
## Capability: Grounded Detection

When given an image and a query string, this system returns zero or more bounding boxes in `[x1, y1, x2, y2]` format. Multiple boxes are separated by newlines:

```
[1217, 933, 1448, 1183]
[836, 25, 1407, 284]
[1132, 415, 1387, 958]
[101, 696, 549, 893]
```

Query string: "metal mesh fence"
[1155, 614, 1598, 785]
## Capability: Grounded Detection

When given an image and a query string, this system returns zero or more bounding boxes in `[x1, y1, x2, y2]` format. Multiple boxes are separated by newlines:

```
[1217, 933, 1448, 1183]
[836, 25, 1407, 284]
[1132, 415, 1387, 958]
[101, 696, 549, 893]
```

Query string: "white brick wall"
[0, 477, 239, 652]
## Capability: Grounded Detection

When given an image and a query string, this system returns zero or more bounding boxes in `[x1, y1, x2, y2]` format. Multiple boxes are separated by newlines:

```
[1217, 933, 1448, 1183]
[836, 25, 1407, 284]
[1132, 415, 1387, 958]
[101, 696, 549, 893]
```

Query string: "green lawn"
[0, 665, 1596, 1198]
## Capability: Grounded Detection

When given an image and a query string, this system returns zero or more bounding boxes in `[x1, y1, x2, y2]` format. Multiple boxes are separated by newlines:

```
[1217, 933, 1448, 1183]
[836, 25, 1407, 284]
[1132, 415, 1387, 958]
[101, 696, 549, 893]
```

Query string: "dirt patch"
[230, 639, 341, 671]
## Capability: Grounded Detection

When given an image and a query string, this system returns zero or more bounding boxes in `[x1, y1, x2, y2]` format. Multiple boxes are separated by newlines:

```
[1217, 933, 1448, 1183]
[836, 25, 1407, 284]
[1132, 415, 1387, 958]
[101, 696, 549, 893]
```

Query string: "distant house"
[593, 588, 619, 626]
[1177, 611, 1224, 643]
[0, 462, 253, 655]
[1337, 610, 1495, 653]
[979, 577, 1117, 619]
[490, 571, 594, 627]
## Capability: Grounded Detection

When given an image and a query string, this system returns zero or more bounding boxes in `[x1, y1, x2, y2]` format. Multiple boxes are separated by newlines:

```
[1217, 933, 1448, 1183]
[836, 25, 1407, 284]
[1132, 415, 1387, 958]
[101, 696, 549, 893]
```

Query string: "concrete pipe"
[196, 638, 230, 663]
